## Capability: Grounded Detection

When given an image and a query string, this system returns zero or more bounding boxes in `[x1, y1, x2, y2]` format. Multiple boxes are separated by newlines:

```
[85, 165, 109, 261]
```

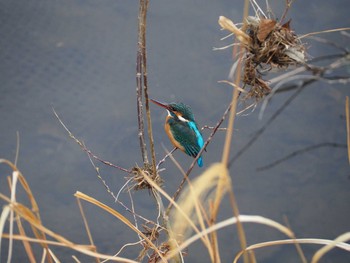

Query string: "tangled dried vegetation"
[130, 164, 163, 191]
[219, 11, 306, 100]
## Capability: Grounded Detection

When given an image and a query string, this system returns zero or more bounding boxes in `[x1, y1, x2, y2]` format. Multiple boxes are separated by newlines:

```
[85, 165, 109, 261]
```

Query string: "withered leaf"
[281, 19, 292, 30]
[257, 19, 277, 42]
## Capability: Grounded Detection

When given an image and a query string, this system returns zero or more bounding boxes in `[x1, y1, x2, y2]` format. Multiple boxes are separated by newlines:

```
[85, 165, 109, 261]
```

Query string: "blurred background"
[0, 0, 349, 262]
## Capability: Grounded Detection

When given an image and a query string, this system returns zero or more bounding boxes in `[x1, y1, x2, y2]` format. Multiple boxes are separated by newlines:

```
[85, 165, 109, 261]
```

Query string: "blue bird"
[151, 99, 205, 167]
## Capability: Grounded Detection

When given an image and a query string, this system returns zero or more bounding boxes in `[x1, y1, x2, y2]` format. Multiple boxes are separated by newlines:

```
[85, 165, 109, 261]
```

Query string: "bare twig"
[229, 51, 350, 166]
[202, 126, 227, 131]
[280, 0, 294, 23]
[298, 27, 350, 40]
[229, 80, 307, 166]
[283, 216, 307, 263]
[85, 152, 153, 225]
[53, 108, 130, 174]
[257, 142, 347, 171]
[156, 147, 177, 170]
[307, 36, 349, 53]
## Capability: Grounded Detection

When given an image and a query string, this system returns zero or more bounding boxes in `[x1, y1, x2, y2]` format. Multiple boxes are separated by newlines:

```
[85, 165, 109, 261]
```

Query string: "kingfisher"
[151, 99, 205, 167]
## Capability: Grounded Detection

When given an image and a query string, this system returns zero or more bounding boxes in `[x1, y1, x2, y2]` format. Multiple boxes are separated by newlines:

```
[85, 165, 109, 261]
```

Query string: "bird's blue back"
[188, 121, 204, 167]
[168, 117, 204, 167]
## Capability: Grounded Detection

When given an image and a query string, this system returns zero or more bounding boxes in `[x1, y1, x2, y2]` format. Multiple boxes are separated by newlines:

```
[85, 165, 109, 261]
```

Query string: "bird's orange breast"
[164, 116, 185, 152]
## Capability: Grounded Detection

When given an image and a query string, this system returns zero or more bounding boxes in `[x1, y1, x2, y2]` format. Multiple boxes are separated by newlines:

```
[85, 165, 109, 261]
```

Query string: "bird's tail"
[197, 156, 203, 167]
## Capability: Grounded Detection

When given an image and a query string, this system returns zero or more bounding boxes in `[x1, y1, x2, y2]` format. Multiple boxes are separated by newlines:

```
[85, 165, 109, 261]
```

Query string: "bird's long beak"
[150, 99, 171, 110]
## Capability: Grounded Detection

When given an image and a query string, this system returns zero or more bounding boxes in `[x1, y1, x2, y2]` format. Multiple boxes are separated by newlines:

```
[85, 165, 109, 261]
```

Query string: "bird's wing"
[170, 121, 203, 157]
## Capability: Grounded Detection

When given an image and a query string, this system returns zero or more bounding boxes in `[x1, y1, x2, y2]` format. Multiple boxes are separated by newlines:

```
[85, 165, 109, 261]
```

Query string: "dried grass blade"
[48, 248, 61, 263]
[15, 216, 36, 263]
[74, 191, 167, 262]
[17, 172, 40, 216]
[218, 16, 251, 45]
[40, 248, 47, 263]
[298, 27, 350, 39]
[14, 202, 52, 262]
[283, 216, 307, 263]
[167, 214, 293, 260]
[311, 232, 350, 263]
[166, 151, 215, 261]
[7, 170, 20, 263]
[218, 80, 247, 93]
[1, 233, 92, 249]
[0, 206, 11, 262]
[2, 232, 139, 262]
[2, 159, 49, 258]
[140, 168, 211, 247]
[234, 237, 350, 263]
[76, 198, 100, 263]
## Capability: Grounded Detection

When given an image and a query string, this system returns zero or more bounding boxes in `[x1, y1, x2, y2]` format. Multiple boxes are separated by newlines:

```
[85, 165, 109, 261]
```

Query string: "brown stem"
[139, 0, 157, 176]
[136, 0, 149, 165]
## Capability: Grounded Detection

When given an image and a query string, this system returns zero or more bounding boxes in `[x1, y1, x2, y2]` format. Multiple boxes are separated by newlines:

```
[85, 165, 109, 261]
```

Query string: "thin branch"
[228, 80, 307, 166]
[307, 36, 349, 53]
[257, 142, 347, 171]
[156, 147, 177, 170]
[52, 108, 130, 174]
[280, 0, 294, 24]
[298, 27, 350, 40]
[202, 126, 227, 131]
[229, 50, 350, 165]
[85, 151, 154, 225]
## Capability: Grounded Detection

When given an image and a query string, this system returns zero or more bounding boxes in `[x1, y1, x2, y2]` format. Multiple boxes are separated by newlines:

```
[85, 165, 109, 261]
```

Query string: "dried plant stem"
[221, 65, 242, 165]
[217, 1, 250, 262]
[76, 198, 100, 263]
[1, 161, 53, 263]
[136, 0, 149, 165]
[138, 0, 157, 176]
[283, 216, 307, 263]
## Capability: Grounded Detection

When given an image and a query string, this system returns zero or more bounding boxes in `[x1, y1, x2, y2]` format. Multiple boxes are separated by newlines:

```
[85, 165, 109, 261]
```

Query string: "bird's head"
[150, 99, 195, 123]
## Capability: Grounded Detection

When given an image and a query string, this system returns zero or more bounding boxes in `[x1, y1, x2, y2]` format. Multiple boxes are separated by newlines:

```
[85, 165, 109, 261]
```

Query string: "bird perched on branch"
[151, 99, 204, 167]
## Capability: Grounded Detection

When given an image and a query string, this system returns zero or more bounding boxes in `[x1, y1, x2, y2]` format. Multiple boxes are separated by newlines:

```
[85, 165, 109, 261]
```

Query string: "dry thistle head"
[219, 5, 306, 101]
[129, 164, 163, 191]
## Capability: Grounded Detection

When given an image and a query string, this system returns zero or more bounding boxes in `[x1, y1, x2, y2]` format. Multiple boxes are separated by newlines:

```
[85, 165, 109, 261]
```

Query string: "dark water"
[0, 0, 349, 262]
